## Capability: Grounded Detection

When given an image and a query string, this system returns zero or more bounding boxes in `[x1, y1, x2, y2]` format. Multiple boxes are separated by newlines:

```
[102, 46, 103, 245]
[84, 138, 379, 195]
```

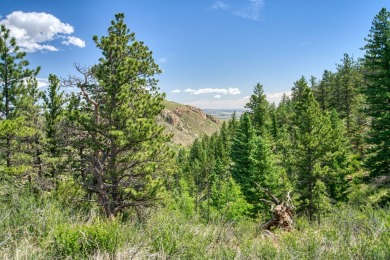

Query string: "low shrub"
[51, 219, 123, 258]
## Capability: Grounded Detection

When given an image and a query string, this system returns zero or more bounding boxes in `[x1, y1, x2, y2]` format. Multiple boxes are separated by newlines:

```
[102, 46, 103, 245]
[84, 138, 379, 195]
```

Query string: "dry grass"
[0, 186, 389, 259]
[159, 100, 222, 146]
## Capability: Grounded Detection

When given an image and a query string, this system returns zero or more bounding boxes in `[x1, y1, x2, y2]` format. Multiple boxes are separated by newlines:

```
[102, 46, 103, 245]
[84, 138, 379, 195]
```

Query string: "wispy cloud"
[212, 0, 229, 10]
[186, 96, 249, 109]
[0, 11, 85, 52]
[183, 90, 290, 109]
[192, 87, 241, 95]
[234, 0, 264, 21]
[210, 0, 265, 21]
[265, 91, 292, 104]
[158, 58, 167, 63]
[171, 89, 181, 93]
[184, 88, 196, 93]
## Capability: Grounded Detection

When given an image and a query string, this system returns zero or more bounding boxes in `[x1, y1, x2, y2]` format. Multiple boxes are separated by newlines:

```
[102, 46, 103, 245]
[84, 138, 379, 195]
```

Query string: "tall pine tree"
[41, 74, 66, 178]
[245, 83, 271, 136]
[291, 77, 344, 220]
[0, 24, 40, 180]
[362, 8, 390, 185]
[67, 14, 173, 217]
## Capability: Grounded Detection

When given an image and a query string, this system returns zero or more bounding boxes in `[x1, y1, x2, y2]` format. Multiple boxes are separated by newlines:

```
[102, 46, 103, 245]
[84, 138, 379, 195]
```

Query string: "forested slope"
[0, 8, 389, 259]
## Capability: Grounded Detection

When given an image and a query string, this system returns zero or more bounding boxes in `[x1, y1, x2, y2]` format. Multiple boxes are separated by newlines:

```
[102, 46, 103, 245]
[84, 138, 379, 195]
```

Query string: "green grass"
[0, 185, 389, 259]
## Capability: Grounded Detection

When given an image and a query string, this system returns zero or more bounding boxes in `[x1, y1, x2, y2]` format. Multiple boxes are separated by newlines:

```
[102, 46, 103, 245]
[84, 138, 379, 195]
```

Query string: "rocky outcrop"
[188, 106, 207, 120]
[161, 109, 181, 127]
[158, 100, 221, 146]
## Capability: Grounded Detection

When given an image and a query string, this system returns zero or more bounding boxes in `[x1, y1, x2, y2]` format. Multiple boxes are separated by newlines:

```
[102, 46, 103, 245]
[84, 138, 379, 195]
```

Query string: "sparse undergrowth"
[0, 187, 389, 259]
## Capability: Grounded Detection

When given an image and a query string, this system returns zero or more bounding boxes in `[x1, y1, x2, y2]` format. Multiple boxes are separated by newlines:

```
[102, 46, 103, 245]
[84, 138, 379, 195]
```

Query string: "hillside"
[158, 100, 222, 146]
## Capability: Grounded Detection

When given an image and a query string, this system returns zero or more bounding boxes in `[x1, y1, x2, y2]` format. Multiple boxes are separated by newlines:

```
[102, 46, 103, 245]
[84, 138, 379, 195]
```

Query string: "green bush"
[51, 219, 123, 258]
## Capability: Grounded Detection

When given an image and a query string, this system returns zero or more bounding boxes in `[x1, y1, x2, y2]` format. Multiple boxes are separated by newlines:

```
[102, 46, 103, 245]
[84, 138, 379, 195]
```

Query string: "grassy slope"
[159, 100, 222, 146]
[1, 186, 389, 259]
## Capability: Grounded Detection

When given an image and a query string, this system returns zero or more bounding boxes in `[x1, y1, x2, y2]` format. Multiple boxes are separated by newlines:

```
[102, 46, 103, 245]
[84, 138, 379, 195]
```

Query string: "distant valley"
[202, 108, 245, 120]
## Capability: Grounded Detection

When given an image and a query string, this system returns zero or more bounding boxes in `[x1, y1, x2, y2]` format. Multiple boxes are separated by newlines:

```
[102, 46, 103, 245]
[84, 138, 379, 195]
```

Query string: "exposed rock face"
[174, 107, 182, 116]
[161, 109, 181, 127]
[188, 106, 207, 120]
[206, 114, 219, 124]
[158, 101, 221, 146]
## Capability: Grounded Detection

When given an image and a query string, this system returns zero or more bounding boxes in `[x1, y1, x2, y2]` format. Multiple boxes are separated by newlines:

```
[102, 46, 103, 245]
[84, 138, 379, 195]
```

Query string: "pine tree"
[210, 158, 251, 220]
[313, 70, 334, 111]
[291, 77, 334, 220]
[362, 8, 390, 183]
[250, 135, 288, 214]
[41, 74, 66, 178]
[268, 102, 278, 140]
[291, 78, 356, 220]
[324, 109, 356, 202]
[335, 54, 363, 134]
[312, 180, 331, 224]
[227, 111, 239, 138]
[67, 14, 173, 217]
[245, 83, 271, 135]
[0, 24, 40, 179]
[231, 113, 254, 198]
[274, 94, 294, 182]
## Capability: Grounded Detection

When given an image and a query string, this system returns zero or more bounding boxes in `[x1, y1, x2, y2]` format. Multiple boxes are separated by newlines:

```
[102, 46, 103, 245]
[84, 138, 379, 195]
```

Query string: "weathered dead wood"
[256, 184, 295, 231]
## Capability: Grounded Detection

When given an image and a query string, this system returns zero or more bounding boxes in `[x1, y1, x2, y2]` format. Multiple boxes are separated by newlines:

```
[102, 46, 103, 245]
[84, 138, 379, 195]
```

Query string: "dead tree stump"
[257, 186, 295, 231]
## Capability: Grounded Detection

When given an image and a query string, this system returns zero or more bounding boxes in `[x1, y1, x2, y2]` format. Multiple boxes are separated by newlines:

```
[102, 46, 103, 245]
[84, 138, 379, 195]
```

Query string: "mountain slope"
[158, 100, 222, 146]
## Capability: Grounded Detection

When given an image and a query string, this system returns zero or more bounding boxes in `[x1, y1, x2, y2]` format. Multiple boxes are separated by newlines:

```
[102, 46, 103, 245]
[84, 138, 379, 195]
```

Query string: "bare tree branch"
[255, 183, 280, 205]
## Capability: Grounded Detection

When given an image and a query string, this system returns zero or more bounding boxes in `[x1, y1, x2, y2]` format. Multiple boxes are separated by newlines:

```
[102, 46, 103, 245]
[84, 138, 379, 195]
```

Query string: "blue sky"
[1, 0, 389, 108]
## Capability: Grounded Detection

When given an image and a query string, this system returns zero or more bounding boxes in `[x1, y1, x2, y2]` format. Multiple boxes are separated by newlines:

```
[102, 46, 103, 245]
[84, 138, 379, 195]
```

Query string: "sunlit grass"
[0, 186, 389, 259]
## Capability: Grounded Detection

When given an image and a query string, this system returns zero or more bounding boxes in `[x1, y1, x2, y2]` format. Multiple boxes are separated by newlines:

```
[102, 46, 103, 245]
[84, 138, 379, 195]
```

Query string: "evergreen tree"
[68, 14, 173, 217]
[41, 74, 66, 178]
[324, 109, 356, 202]
[313, 70, 334, 111]
[245, 83, 271, 135]
[268, 102, 278, 140]
[274, 94, 294, 182]
[231, 113, 254, 199]
[227, 111, 239, 138]
[210, 158, 251, 220]
[362, 8, 390, 184]
[0, 24, 40, 179]
[313, 57, 366, 157]
[312, 180, 331, 224]
[335, 54, 363, 134]
[291, 77, 334, 220]
[250, 135, 288, 214]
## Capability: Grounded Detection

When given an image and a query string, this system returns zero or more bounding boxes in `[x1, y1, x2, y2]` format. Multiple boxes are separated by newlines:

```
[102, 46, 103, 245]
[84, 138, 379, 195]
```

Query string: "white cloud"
[265, 91, 292, 104]
[0, 11, 85, 52]
[37, 78, 49, 88]
[234, 0, 264, 21]
[227, 88, 241, 95]
[214, 94, 222, 99]
[192, 87, 241, 95]
[186, 96, 249, 109]
[62, 36, 86, 48]
[158, 58, 167, 63]
[185, 90, 291, 109]
[171, 89, 181, 93]
[184, 88, 196, 93]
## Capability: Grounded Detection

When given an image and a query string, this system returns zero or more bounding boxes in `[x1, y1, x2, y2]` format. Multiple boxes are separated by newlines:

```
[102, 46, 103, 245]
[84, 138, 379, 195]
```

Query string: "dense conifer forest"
[0, 9, 389, 259]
